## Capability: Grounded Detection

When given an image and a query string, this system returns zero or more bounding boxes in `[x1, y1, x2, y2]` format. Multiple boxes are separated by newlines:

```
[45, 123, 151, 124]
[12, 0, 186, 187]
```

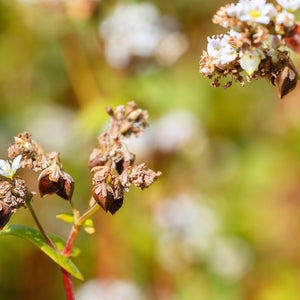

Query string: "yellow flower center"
[249, 9, 261, 19]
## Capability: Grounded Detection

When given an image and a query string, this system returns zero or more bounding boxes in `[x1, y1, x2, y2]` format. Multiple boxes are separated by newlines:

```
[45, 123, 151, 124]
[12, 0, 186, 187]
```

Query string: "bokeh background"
[1, 0, 300, 299]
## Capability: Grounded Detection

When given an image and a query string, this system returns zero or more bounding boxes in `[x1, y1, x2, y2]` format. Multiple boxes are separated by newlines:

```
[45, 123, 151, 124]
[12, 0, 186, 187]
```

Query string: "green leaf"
[56, 213, 74, 224]
[0, 225, 83, 280]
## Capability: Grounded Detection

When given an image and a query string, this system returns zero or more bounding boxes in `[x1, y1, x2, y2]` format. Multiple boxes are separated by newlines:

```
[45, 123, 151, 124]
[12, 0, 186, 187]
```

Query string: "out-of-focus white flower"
[227, 0, 277, 24]
[155, 32, 189, 66]
[0, 155, 22, 179]
[277, 0, 300, 11]
[153, 194, 220, 272]
[276, 10, 295, 27]
[99, 2, 188, 69]
[76, 278, 143, 300]
[239, 50, 262, 75]
[207, 237, 254, 282]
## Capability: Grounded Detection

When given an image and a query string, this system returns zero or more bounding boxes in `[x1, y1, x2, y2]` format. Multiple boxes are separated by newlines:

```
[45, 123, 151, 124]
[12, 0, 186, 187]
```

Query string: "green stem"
[26, 199, 56, 250]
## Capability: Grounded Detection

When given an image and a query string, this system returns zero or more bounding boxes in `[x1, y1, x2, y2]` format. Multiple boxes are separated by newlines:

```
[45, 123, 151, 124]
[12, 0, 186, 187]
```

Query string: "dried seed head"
[0, 178, 29, 212]
[8, 132, 49, 171]
[92, 183, 115, 212]
[0, 201, 11, 229]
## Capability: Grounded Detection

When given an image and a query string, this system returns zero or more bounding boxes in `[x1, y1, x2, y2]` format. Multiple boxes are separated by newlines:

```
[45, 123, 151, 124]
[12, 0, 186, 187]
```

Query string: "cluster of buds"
[90, 101, 162, 214]
[199, 0, 300, 98]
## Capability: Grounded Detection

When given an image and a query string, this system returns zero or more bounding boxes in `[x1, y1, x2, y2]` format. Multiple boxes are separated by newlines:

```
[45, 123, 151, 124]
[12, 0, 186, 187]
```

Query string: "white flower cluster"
[201, 31, 282, 76]
[99, 2, 188, 69]
[225, 0, 300, 27]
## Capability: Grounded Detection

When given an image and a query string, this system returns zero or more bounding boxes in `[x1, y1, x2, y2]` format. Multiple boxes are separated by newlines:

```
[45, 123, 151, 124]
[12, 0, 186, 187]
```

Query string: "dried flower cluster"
[199, 0, 300, 98]
[8, 133, 74, 201]
[0, 102, 161, 229]
[90, 101, 162, 214]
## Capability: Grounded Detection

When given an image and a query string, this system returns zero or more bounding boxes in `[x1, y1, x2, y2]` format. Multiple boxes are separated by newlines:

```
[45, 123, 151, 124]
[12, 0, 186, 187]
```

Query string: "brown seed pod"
[273, 61, 298, 99]
[0, 201, 11, 229]
[92, 183, 115, 212]
[38, 166, 74, 201]
[39, 173, 62, 197]
[108, 197, 123, 215]
[56, 171, 74, 201]
[115, 152, 135, 175]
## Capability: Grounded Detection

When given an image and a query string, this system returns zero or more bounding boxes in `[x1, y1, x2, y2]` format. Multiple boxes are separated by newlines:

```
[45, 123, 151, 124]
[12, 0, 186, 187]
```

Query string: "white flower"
[276, 0, 300, 11]
[239, 50, 261, 75]
[207, 35, 238, 67]
[228, 0, 277, 24]
[276, 10, 295, 27]
[0, 155, 22, 179]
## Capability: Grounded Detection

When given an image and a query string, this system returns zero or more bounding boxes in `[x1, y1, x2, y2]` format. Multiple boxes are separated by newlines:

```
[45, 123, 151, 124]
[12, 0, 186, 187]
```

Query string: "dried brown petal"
[273, 61, 298, 99]
[0, 201, 11, 229]
[92, 183, 115, 212]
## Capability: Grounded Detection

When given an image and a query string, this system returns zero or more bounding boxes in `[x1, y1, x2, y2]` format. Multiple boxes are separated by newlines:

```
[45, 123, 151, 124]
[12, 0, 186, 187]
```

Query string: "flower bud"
[0, 201, 11, 229]
[285, 25, 300, 55]
[92, 183, 114, 212]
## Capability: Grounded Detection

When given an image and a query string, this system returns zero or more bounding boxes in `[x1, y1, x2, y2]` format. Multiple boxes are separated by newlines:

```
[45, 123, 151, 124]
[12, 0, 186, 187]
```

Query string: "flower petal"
[240, 52, 261, 75]
[11, 155, 22, 173]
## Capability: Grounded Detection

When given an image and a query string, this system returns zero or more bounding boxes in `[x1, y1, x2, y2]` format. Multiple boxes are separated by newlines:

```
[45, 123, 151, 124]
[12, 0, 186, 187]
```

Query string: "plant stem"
[26, 199, 75, 300]
[26, 200, 56, 250]
[63, 202, 99, 257]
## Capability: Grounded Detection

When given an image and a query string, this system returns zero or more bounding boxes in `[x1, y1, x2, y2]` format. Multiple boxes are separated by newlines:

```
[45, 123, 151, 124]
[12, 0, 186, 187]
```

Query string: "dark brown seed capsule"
[0, 201, 11, 229]
[115, 152, 135, 174]
[56, 172, 74, 201]
[39, 174, 61, 197]
[92, 183, 114, 212]
[108, 197, 123, 215]
[273, 61, 298, 99]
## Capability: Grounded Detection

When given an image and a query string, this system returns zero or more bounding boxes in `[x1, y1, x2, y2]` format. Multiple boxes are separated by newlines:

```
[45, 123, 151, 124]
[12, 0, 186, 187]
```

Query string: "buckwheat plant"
[0, 102, 161, 300]
[199, 0, 300, 98]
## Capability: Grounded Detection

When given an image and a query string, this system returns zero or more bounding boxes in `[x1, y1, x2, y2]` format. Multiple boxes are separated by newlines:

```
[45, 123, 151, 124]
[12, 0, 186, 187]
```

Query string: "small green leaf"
[56, 213, 74, 224]
[0, 225, 83, 280]
[82, 218, 94, 228]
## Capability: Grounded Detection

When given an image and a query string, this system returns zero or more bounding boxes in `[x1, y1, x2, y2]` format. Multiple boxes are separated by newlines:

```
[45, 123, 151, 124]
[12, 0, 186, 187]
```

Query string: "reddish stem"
[61, 268, 75, 300]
